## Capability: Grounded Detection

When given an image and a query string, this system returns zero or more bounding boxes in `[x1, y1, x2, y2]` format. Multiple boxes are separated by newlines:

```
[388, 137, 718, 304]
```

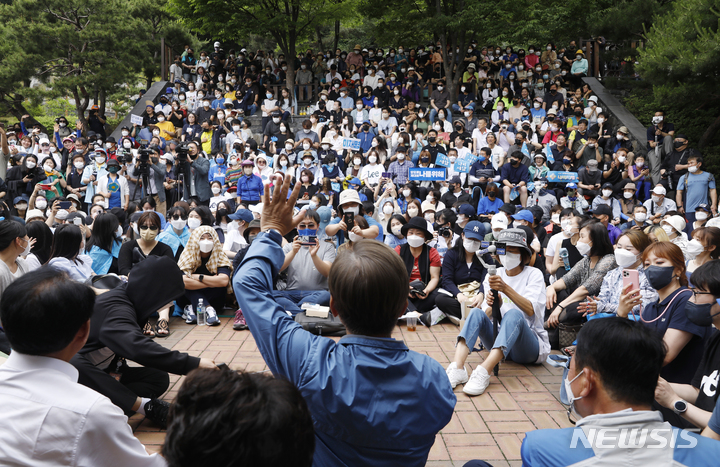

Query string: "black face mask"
[511, 159, 520, 166]
[421, 157, 429, 163]
[428, 137, 436, 143]
[674, 141, 685, 149]
[515, 139, 523, 145]
[550, 89, 557, 94]
[574, 110, 582, 116]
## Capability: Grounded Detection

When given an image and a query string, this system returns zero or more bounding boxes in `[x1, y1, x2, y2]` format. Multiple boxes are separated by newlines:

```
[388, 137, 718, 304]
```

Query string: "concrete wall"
[582, 77, 647, 156]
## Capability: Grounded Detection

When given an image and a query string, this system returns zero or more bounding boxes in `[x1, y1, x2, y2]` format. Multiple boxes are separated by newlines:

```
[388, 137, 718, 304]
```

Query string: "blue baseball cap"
[464, 221, 485, 241]
[511, 209, 534, 223]
[229, 208, 253, 223]
[459, 204, 475, 216]
[350, 177, 361, 186]
[566, 182, 578, 189]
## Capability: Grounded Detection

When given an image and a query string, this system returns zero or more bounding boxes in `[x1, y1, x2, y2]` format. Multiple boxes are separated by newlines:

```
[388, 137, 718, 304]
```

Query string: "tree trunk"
[334, 20, 340, 51]
[1, 95, 46, 133]
[73, 86, 90, 133]
[315, 27, 325, 52]
[699, 113, 720, 148]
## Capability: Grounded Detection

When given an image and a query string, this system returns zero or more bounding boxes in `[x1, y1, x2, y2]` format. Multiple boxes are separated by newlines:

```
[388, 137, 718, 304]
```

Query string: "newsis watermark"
[570, 427, 698, 449]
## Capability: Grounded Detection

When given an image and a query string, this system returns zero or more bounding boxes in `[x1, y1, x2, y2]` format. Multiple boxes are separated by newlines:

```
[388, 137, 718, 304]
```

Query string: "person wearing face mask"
[546, 221, 617, 344]
[85, 213, 122, 275]
[676, 154, 718, 232]
[544, 209, 579, 272]
[446, 227, 550, 395]
[516, 317, 720, 465]
[643, 184, 677, 225]
[602, 125, 632, 156]
[157, 206, 191, 260]
[433, 220, 488, 325]
[383, 214, 408, 249]
[80, 150, 109, 207]
[660, 215, 690, 258]
[97, 159, 129, 211]
[35, 156, 66, 201]
[0, 220, 32, 302]
[499, 152, 530, 206]
[591, 185, 622, 233]
[559, 182, 589, 214]
[622, 204, 650, 231]
[429, 209, 461, 259]
[616, 242, 711, 388]
[428, 80, 451, 124]
[154, 112, 177, 141]
[236, 159, 264, 206]
[326, 189, 382, 244]
[689, 204, 713, 234]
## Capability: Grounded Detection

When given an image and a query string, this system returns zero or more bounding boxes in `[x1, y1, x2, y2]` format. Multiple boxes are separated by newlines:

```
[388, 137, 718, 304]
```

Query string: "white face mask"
[449, 156, 457, 163]
[623, 191, 633, 199]
[116, 225, 124, 238]
[354, 159, 362, 166]
[696, 211, 708, 221]
[392, 226, 402, 236]
[561, 218, 571, 230]
[157, 117, 165, 122]
[188, 217, 201, 230]
[95, 156, 105, 164]
[121, 130, 129, 136]
[397, 153, 405, 160]
[171, 218, 186, 230]
[662, 224, 675, 236]
[211, 186, 221, 195]
[616, 134, 624, 140]
[651, 195, 662, 204]
[348, 232, 363, 243]
[499, 252, 522, 270]
[634, 212, 647, 223]
[463, 239, 480, 252]
[383, 204, 394, 215]
[152, 130, 160, 136]
[402, 189, 411, 198]
[303, 143, 311, 150]
[407, 207, 418, 217]
[564, 369, 585, 420]
[35, 199, 47, 210]
[199, 239, 214, 253]
[43, 164, 53, 173]
[687, 239, 706, 259]
[597, 118, 604, 124]
[618, 156, 626, 163]
[123, 142, 132, 149]
[368, 156, 377, 163]
[688, 166, 699, 173]
[576, 240, 592, 256]
[344, 206, 359, 216]
[602, 189, 612, 198]
[614, 248, 638, 268]
[407, 234, 425, 248]
[552, 213, 560, 224]
[74, 161, 85, 170]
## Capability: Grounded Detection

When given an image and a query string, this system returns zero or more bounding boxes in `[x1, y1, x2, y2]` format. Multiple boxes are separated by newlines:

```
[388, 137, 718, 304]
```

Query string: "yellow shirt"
[201, 129, 213, 154]
[156, 121, 176, 141]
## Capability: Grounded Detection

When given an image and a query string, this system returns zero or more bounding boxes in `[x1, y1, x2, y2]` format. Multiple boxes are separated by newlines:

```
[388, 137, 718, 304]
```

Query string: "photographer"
[175, 141, 211, 205]
[129, 146, 168, 217]
[81, 149, 108, 207]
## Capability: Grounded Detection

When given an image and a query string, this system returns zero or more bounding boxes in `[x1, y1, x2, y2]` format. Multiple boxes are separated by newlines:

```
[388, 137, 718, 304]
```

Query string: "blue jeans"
[273, 290, 331, 316]
[451, 103, 476, 113]
[459, 308, 539, 364]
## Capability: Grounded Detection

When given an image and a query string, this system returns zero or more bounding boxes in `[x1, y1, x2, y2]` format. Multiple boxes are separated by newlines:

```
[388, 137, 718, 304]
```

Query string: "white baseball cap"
[652, 185, 667, 196]
[491, 215, 508, 230]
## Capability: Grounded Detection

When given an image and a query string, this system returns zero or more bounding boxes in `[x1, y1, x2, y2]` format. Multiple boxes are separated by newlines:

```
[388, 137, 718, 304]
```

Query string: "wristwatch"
[198, 274, 204, 283]
[673, 399, 688, 415]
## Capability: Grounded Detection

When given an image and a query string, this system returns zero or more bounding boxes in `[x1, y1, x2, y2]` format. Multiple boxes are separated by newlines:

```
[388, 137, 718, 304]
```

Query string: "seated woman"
[213, 200, 234, 244]
[581, 230, 658, 320]
[384, 214, 407, 249]
[546, 214, 583, 282]
[158, 206, 191, 261]
[47, 224, 94, 282]
[616, 242, 711, 388]
[176, 226, 232, 326]
[445, 228, 549, 396]
[85, 213, 122, 275]
[686, 227, 720, 280]
[118, 212, 174, 337]
[545, 220, 616, 345]
[436, 221, 487, 324]
[0, 220, 32, 297]
[394, 217, 441, 318]
[646, 223, 671, 243]
[24, 220, 53, 271]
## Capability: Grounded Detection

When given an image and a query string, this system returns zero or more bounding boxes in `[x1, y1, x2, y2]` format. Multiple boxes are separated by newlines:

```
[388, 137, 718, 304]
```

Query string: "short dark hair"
[1, 266, 95, 355]
[163, 368, 315, 467]
[329, 241, 408, 335]
[301, 209, 320, 225]
[0, 220, 26, 251]
[688, 154, 703, 164]
[575, 318, 666, 406]
[191, 206, 215, 226]
[690, 259, 720, 294]
[138, 211, 162, 230]
[141, 196, 157, 209]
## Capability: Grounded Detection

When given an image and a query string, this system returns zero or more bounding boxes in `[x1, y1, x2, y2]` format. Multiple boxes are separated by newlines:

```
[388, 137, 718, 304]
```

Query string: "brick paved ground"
[120, 317, 568, 466]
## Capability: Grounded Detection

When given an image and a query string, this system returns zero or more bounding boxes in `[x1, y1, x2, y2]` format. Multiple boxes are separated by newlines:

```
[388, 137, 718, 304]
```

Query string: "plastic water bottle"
[559, 248, 570, 271]
[197, 299, 206, 326]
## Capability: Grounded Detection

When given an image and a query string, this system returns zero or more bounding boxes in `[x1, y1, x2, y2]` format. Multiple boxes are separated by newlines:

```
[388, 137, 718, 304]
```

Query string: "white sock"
[136, 397, 152, 415]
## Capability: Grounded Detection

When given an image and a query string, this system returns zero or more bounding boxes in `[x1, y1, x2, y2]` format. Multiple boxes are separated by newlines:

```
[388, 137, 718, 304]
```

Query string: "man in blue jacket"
[233, 174, 456, 467]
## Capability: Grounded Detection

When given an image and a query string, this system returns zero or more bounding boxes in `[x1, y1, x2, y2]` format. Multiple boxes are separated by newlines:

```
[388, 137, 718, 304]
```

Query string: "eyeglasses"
[690, 288, 715, 300]
[139, 225, 159, 231]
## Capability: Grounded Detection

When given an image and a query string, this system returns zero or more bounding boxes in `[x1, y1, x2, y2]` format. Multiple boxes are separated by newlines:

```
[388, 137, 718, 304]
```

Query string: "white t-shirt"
[360, 164, 383, 186]
[223, 228, 247, 253]
[545, 231, 569, 259]
[209, 194, 231, 212]
[479, 265, 550, 364]
[490, 146, 505, 171]
[472, 128, 491, 151]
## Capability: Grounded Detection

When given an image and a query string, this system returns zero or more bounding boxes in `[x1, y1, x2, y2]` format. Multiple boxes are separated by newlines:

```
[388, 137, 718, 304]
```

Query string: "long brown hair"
[642, 241, 688, 287]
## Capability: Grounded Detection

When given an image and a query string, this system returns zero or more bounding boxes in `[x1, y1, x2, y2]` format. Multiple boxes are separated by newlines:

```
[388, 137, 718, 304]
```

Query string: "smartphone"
[58, 201, 71, 209]
[622, 269, 640, 294]
[73, 217, 83, 226]
[382, 172, 392, 179]
[299, 234, 317, 246]
[343, 211, 355, 230]
[39, 184, 51, 190]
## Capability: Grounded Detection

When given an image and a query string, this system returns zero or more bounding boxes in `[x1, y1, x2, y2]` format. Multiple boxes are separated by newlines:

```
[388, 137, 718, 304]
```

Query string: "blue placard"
[544, 143, 555, 163]
[342, 138, 361, 151]
[435, 153, 451, 168]
[521, 142, 530, 157]
[409, 167, 447, 181]
[454, 153, 477, 173]
[546, 171, 579, 183]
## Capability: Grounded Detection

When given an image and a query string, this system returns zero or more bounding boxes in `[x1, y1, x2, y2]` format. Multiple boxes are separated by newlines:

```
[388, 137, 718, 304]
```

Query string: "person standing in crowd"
[676, 155, 717, 232]
[233, 175, 455, 466]
[0, 268, 166, 466]
[446, 228, 550, 396]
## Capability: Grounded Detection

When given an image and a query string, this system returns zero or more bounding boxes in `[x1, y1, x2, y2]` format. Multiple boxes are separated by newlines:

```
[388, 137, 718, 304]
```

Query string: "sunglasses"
[139, 225, 159, 231]
[171, 215, 185, 220]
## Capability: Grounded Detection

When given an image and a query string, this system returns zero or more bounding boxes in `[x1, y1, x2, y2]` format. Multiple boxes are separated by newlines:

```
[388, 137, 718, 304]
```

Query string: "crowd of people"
[0, 39, 719, 466]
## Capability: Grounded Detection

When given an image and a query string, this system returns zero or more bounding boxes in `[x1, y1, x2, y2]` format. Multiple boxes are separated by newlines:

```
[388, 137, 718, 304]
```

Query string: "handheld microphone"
[475, 244, 496, 256]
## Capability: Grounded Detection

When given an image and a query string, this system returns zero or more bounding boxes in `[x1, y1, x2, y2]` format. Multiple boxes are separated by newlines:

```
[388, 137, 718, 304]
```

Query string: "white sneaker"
[446, 314, 461, 326]
[463, 365, 491, 396]
[446, 362, 469, 388]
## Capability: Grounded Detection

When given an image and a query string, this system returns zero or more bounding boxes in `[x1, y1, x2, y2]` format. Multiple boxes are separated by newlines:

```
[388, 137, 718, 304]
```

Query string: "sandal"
[561, 345, 576, 357]
[143, 321, 156, 338]
[155, 319, 169, 338]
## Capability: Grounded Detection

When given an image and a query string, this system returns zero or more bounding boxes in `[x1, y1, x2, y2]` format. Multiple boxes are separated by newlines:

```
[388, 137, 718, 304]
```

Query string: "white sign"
[130, 114, 144, 126]
[342, 137, 361, 151]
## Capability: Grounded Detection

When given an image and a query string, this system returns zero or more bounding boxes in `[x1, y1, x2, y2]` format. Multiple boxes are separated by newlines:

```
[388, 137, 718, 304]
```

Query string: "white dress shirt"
[0, 352, 165, 467]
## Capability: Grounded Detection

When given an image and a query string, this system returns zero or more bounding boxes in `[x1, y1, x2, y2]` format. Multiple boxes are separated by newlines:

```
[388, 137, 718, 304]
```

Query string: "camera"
[137, 148, 152, 163]
[439, 226, 452, 238]
[480, 241, 507, 255]
[55, 118, 60, 124]
[115, 149, 131, 164]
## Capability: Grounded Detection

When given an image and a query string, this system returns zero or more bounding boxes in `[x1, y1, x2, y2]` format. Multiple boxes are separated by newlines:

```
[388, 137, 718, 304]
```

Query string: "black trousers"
[435, 293, 463, 319]
[71, 354, 170, 415]
[407, 289, 439, 313]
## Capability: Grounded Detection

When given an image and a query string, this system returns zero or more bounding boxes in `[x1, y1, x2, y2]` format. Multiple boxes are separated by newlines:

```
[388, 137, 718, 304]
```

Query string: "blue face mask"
[216, 157, 225, 165]
[645, 265, 675, 290]
[685, 301, 720, 327]
[350, 184, 359, 191]
[477, 155, 486, 162]
[563, 158, 572, 165]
